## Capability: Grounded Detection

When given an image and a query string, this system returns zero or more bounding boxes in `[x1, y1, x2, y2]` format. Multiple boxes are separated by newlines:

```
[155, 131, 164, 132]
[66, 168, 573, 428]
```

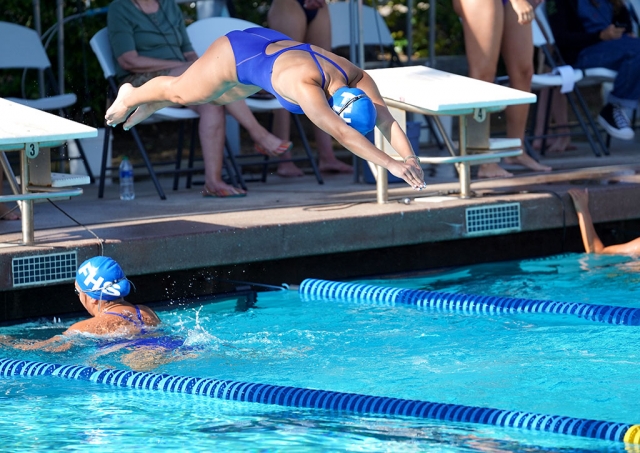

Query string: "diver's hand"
[388, 159, 426, 190]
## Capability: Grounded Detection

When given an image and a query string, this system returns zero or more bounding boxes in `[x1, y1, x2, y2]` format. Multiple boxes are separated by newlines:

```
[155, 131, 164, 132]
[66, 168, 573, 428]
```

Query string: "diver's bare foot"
[123, 104, 158, 130]
[319, 159, 353, 174]
[504, 154, 552, 172]
[477, 163, 513, 179]
[0, 203, 20, 221]
[105, 83, 136, 127]
[568, 188, 589, 213]
[277, 162, 304, 177]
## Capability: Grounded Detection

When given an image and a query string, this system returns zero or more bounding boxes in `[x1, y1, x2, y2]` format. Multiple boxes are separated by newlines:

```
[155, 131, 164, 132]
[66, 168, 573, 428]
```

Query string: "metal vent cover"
[12, 252, 77, 287]
[465, 203, 521, 236]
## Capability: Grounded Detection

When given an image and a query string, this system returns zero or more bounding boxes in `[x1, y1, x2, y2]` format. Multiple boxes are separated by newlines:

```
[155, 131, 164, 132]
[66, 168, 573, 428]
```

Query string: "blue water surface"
[1, 252, 638, 452]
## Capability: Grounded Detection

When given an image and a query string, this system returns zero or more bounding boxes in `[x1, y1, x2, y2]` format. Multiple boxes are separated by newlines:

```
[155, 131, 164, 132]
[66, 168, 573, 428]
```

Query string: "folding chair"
[186, 17, 324, 188]
[0, 21, 95, 182]
[90, 28, 218, 200]
[530, 7, 609, 156]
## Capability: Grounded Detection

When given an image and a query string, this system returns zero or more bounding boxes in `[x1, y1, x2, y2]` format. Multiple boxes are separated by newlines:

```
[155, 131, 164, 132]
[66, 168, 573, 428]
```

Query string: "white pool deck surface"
[1, 136, 640, 293]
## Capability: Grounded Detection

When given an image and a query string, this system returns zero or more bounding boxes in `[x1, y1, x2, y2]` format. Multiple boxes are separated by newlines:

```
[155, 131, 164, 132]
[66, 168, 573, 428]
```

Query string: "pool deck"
[1, 136, 640, 317]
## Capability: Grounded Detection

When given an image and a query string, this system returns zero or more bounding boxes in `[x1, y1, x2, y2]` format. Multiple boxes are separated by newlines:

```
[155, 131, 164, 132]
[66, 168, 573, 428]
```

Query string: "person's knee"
[197, 103, 225, 123]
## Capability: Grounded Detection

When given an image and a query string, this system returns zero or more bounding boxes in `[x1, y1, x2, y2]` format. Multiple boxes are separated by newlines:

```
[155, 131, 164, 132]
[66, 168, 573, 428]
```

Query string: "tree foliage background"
[0, 0, 463, 123]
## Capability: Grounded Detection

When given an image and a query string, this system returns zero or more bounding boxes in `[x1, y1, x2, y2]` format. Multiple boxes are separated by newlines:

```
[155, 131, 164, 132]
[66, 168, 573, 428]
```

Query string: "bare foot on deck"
[504, 154, 552, 172]
[478, 163, 513, 179]
[0, 203, 20, 221]
[545, 136, 576, 154]
[319, 158, 353, 174]
[202, 181, 246, 198]
[277, 161, 305, 177]
[532, 135, 575, 154]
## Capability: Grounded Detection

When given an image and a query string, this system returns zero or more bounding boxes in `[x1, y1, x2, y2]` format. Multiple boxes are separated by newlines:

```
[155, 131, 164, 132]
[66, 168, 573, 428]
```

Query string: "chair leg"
[224, 138, 247, 191]
[186, 120, 198, 189]
[565, 92, 602, 158]
[572, 89, 609, 156]
[540, 88, 554, 155]
[98, 126, 111, 199]
[173, 122, 186, 191]
[129, 126, 167, 200]
[292, 114, 324, 185]
[423, 115, 444, 150]
[73, 138, 96, 183]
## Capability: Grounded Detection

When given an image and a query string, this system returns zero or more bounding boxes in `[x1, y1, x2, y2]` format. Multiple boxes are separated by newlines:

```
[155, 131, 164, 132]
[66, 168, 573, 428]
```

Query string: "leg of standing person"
[268, 0, 353, 177]
[500, 1, 551, 172]
[454, 0, 513, 178]
[0, 172, 20, 221]
[568, 188, 640, 255]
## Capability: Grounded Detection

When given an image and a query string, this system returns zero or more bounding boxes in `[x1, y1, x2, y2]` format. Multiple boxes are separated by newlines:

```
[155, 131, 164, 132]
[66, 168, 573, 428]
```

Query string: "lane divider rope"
[299, 279, 640, 326]
[1, 357, 638, 444]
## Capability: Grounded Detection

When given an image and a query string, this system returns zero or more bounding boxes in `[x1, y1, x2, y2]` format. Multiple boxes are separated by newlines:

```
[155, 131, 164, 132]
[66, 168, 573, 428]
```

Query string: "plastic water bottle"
[119, 156, 135, 200]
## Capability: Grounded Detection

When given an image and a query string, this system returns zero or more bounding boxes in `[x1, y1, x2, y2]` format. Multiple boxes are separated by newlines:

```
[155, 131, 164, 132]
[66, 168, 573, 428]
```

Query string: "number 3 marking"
[25, 143, 39, 158]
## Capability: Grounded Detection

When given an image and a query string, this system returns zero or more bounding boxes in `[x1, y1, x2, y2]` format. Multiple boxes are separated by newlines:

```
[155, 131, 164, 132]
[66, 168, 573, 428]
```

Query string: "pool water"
[2, 252, 639, 452]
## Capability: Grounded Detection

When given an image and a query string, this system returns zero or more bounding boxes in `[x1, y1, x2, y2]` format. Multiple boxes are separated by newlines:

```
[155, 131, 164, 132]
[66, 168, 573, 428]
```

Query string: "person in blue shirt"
[547, 0, 640, 140]
[105, 28, 427, 190]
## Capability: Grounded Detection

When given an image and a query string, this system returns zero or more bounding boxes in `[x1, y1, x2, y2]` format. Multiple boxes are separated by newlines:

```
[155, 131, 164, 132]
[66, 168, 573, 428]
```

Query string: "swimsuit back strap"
[312, 51, 349, 84]
[135, 305, 144, 324]
[103, 306, 145, 328]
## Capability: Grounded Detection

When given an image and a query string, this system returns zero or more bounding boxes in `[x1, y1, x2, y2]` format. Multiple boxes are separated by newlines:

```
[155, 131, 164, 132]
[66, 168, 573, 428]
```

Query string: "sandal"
[254, 140, 292, 157]
[201, 186, 246, 198]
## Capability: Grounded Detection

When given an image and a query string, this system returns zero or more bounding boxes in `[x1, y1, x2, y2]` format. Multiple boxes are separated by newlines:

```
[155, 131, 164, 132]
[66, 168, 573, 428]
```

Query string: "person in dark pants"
[547, 0, 640, 140]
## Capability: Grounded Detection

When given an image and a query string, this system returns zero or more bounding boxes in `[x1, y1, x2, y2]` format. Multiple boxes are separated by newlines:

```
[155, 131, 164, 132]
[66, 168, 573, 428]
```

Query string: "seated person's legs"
[193, 102, 245, 197]
[532, 88, 574, 154]
[268, 0, 353, 177]
[576, 37, 640, 140]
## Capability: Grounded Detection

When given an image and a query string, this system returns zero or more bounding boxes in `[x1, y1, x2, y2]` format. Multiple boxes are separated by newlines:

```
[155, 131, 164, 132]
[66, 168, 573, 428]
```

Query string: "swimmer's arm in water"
[12, 334, 73, 352]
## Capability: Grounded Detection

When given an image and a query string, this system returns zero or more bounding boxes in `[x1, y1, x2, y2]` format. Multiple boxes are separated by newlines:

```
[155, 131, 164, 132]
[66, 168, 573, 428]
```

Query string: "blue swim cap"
[76, 256, 131, 301]
[329, 87, 377, 135]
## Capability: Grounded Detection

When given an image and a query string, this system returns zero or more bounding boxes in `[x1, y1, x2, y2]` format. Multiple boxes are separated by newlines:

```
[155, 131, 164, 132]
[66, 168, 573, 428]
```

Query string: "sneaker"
[597, 103, 635, 140]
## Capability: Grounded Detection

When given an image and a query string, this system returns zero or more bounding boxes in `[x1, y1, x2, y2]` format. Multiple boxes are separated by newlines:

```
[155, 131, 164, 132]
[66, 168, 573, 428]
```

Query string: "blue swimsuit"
[225, 27, 349, 114]
[104, 305, 147, 332]
[99, 306, 187, 350]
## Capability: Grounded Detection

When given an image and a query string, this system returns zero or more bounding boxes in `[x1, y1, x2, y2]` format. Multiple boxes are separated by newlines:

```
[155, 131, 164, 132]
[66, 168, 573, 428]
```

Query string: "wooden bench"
[0, 98, 96, 245]
[366, 66, 537, 202]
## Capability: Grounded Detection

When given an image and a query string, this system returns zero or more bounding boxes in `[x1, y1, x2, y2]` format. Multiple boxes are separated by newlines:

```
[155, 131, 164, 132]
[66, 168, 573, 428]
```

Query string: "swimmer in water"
[569, 188, 640, 255]
[0, 257, 196, 371]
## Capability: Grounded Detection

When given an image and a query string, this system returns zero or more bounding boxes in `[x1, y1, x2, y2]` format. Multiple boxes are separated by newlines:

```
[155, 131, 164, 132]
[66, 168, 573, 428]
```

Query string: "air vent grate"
[12, 252, 77, 287]
[466, 203, 521, 236]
